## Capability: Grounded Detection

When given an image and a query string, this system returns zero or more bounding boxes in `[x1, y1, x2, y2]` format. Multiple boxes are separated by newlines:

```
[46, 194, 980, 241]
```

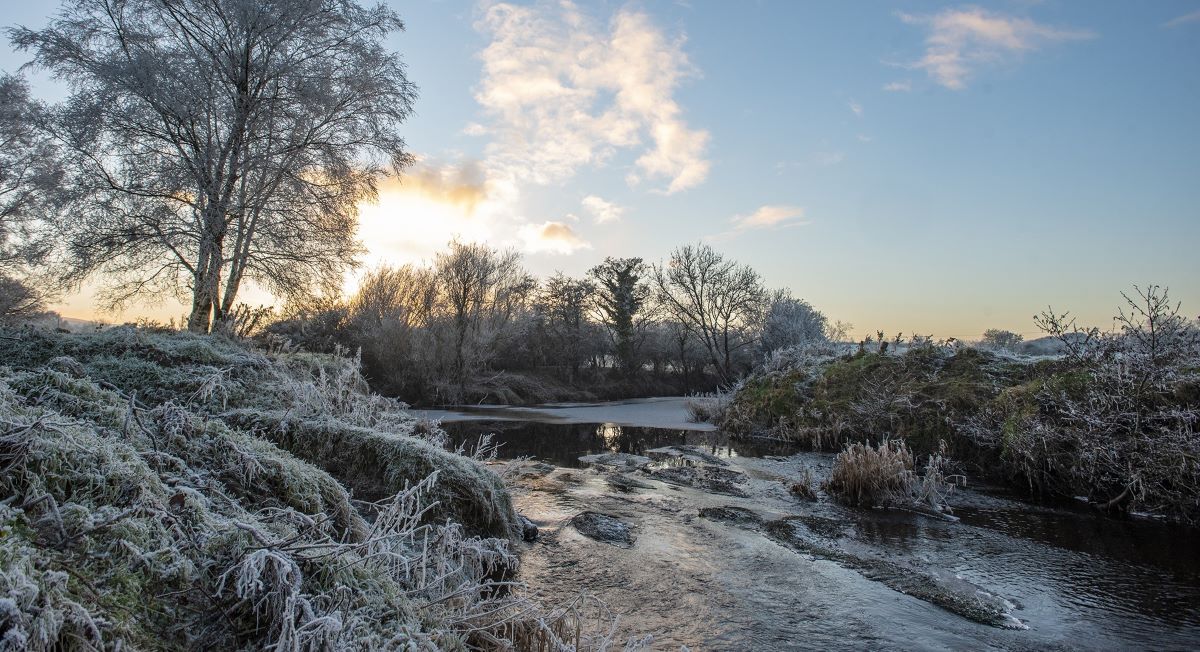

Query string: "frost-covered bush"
[965, 286, 1200, 521]
[726, 285, 1200, 524]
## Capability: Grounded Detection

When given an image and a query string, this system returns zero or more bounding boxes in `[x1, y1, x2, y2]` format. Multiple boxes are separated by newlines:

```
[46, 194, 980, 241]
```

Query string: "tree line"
[266, 239, 834, 404]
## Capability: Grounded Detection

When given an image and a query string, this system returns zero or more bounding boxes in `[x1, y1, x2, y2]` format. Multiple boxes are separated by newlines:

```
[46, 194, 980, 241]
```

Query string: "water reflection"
[442, 420, 795, 468]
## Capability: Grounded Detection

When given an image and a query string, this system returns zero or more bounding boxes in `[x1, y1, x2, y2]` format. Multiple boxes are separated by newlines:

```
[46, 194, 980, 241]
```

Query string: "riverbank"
[715, 341, 1200, 524]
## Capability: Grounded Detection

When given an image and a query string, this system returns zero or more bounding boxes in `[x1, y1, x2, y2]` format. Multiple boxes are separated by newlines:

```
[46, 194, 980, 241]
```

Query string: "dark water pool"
[442, 420, 798, 468]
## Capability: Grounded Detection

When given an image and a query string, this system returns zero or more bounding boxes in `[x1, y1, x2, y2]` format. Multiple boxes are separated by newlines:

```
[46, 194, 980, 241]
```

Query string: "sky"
[2, 1, 1198, 339]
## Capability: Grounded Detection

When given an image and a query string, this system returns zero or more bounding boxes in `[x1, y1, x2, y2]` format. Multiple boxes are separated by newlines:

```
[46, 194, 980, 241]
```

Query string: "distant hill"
[1017, 333, 1087, 356]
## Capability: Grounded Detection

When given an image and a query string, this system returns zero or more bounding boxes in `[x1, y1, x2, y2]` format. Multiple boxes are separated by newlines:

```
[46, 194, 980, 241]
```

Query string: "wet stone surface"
[647, 464, 750, 497]
[570, 511, 636, 548]
[577, 452, 652, 469]
[605, 473, 653, 493]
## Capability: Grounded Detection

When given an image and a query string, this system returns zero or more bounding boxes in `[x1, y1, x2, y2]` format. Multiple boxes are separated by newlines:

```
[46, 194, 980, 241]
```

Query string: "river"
[423, 398, 1200, 651]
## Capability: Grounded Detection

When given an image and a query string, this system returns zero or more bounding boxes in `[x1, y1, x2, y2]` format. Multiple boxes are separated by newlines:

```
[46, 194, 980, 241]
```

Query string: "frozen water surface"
[438, 400, 1200, 650]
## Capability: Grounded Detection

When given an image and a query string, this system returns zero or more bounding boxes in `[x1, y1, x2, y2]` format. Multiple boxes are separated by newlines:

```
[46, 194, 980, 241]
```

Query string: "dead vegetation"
[824, 440, 917, 508]
[823, 439, 962, 513]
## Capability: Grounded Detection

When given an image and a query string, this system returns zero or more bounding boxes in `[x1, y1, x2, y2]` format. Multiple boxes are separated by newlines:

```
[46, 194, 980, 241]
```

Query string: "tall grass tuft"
[824, 439, 916, 508]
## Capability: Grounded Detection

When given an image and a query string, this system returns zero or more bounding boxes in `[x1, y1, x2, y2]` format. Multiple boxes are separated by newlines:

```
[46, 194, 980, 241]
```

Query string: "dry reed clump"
[824, 439, 963, 512]
[788, 466, 817, 500]
[684, 391, 731, 423]
[0, 326, 656, 650]
[824, 440, 915, 507]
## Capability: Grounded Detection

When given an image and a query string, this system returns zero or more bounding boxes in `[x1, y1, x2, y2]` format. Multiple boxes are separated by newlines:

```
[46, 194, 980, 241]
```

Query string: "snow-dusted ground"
[414, 396, 716, 432]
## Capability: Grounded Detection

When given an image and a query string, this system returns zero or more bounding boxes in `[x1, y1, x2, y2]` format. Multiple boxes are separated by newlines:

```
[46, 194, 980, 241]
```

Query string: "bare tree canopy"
[434, 239, 535, 388]
[11, 0, 417, 332]
[537, 272, 597, 380]
[653, 243, 766, 381]
[0, 72, 61, 271]
[0, 274, 44, 319]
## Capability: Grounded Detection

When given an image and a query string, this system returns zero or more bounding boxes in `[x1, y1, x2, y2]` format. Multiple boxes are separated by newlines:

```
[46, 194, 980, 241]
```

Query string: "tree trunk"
[187, 224, 226, 333]
[187, 290, 213, 333]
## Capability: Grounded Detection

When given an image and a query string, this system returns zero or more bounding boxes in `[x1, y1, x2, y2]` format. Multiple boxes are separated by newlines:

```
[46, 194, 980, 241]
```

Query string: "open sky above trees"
[2, 0, 1197, 339]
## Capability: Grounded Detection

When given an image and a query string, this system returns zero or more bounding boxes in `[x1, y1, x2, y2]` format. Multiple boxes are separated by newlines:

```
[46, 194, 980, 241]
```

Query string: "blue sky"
[2, 1, 1198, 339]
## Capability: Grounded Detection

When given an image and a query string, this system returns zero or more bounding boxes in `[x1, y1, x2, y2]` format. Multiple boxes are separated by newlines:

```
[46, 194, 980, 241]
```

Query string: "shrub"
[980, 328, 1024, 352]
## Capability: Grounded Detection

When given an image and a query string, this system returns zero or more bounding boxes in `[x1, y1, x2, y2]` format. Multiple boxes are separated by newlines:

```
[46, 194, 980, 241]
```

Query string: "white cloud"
[732, 205, 806, 230]
[849, 100, 863, 117]
[386, 159, 488, 214]
[708, 204, 808, 241]
[461, 122, 487, 136]
[473, 1, 710, 194]
[883, 80, 912, 92]
[581, 195, 625, 224]
[1164, 10, 1200, 28]
[519, 221, 592, 254]
[898, 7, 1095, 89]
[857, 134, 872, 143]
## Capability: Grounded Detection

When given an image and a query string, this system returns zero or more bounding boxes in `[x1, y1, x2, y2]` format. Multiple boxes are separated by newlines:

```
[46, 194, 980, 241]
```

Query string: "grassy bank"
[0, 325, 630, 650]
[717, 332, 1200, 523]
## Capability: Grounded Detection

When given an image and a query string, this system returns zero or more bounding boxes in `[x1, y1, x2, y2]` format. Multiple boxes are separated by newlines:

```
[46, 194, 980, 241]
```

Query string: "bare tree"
[0, 72, 64, 317]
[588, 257, 651, 374]
[349, 264, 437, 333]
[652, 243, 766, 381]
[433, 239, 530, 388]
[12, 0, 417, 332]
[537, 272, 597, 381]
[343, 264, 439, 395]
[1115, 284, 1200, 378]
[0, 274, 43, 319]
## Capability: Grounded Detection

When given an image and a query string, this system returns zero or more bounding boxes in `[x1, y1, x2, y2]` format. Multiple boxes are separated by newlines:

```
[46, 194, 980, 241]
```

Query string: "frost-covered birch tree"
[0, 73, 62, 318]
[0, 73, 61, 270]
[11, 0, 417, 332]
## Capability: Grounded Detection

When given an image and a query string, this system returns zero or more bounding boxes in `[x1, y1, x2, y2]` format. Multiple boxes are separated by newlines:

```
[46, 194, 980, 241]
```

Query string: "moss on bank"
[722, 347, 1030, 454]
[720, 343, 1200, 524]
[225, 410, 517, 540]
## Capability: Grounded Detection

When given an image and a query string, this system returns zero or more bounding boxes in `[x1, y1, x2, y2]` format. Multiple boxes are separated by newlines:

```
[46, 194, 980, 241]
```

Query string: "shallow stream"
[430, 398, 1200, 650]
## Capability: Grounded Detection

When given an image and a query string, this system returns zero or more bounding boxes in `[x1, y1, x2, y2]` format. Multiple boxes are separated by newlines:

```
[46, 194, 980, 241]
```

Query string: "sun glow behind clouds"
[356, 187, 492, 268]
